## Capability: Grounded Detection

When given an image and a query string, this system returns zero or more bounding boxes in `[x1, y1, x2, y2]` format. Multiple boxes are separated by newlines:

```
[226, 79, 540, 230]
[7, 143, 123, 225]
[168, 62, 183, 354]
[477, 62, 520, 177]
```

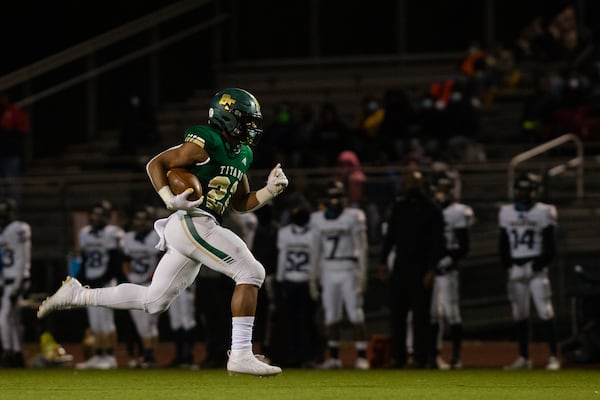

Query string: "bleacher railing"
[507, 133, 584, 200]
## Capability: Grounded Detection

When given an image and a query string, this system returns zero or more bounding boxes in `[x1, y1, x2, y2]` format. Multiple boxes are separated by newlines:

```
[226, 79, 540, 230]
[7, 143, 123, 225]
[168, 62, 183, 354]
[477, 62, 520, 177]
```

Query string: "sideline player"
[73, 201, 124, 370]
[276, 203, 319, 367]
[499, 172, 560, 370]
[121, 206, 162, 368]
[0, 198, 31, 367]
[37, 88, 288, 376]
[311, 180, 370, 369]
[429, 171, 473, 369]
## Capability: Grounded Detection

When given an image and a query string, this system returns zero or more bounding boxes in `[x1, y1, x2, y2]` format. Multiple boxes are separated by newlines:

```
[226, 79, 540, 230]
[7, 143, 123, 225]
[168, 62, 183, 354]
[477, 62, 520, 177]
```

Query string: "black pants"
[389, 268, 432, 367]
[196, 275, 234, 367]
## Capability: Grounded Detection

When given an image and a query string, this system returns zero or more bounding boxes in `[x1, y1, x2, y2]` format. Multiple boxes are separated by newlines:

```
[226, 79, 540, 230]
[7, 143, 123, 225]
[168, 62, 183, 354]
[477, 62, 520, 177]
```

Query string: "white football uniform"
[0, 220, 31, 353]
[431, 202, 474, 325]
[498, 202, 557, 320]
[276, 224, 317, 284]
[310, 208, 368, 325]
[79, 224, 124, 334]
[121, 230, 161, 339]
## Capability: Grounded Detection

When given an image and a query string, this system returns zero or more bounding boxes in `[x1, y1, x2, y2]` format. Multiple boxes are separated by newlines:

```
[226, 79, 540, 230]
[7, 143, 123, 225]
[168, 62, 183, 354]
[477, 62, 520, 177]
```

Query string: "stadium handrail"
[507, 133, 584, 200]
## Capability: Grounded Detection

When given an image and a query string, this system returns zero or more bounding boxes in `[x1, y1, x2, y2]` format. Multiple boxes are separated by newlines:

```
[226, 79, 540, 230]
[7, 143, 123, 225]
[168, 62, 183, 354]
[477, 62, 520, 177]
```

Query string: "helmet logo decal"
[219, 94, 236, 111]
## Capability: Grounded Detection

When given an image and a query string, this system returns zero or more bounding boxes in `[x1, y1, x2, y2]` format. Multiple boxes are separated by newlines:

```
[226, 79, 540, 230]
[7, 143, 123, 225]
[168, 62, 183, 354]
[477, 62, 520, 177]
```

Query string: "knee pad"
[233, 260, 265, 287]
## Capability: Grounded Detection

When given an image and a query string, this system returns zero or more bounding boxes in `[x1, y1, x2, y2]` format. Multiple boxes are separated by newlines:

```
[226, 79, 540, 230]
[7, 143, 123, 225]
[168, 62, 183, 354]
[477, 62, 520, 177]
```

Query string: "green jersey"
[184, 125, 253, 222]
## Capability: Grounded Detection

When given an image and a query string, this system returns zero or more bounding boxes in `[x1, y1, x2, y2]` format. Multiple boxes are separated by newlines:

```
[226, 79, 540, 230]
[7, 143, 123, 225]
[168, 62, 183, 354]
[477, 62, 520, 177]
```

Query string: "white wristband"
[255, 186, 275, 205]
[158, 186, 174, 207]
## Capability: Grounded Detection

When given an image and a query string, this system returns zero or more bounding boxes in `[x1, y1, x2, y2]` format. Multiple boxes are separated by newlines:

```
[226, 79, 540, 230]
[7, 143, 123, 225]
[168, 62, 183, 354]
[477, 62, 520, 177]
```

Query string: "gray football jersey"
[121, 230, 161, 284]
[498, 202, 557, 259]
[79, 224, 124, 281]
[276, 224, 317, 283]
[443, 202, 474, 251]
[0, 220, 31, 281]
[309, 207, 368, 273]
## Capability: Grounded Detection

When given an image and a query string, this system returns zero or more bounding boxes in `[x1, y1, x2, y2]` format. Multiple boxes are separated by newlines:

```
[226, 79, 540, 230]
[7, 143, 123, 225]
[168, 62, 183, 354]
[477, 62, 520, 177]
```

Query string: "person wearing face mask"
[378, 169, 445, 369]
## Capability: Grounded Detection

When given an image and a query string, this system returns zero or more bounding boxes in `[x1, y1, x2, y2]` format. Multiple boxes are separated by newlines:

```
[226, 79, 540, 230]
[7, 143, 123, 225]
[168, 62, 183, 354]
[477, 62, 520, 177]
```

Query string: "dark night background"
[1, 0, 599, 157]
[2, 0, 597, 73]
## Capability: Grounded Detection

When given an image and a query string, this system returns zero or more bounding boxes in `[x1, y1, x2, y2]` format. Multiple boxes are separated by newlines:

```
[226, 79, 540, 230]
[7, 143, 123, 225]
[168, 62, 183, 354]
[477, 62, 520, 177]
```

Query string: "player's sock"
[173, 328, 184, 364]
[450, 323, 462, 362]
[183, 328, 196, 363]
[430, 323, 440, 358]
[543, 318, 558, 356]
[355, 341, 367, 359]
[516, 319, 529, 359]
[328, 340, 340, 359]
[231, 316, 254, 351]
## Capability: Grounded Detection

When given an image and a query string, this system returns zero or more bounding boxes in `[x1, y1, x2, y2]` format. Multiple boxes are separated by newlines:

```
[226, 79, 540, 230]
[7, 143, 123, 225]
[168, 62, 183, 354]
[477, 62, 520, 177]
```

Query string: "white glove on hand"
[265, 163, 289, 196]
[437, 255, 453, 272]
[168, 188, 202, 211]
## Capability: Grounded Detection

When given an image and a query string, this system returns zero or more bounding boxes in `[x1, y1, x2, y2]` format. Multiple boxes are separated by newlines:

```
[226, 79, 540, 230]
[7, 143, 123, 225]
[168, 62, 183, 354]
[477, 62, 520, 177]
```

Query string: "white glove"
[167, 188, 202, 211]
[265, 163, 289, 196]
[437, 256, 453, 272]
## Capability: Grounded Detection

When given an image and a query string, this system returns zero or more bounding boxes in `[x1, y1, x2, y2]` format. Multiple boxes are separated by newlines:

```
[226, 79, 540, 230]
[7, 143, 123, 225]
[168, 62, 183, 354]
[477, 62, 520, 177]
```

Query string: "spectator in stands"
[458, 41, 488, 100]
[444, 83, 485, 163]
[378, 89, 417, 163]
[294, 103, 317, 168]
[310, 102, 351, 167]
[116, 92, 157, 157]
[520, 72, 560, 143]
[352, 95, 385, 164]
[256, 101, 297, 169]
[0, 92, 30, 201]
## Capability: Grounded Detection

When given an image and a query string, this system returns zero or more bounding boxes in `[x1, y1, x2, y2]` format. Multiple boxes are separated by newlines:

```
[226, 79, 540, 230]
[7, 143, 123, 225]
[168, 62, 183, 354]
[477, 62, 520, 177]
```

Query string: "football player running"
[429, 172, 474, 369]
[310, 180, 370, 369]
[499, 172, 560, 370]
[37, 88, 288, 377]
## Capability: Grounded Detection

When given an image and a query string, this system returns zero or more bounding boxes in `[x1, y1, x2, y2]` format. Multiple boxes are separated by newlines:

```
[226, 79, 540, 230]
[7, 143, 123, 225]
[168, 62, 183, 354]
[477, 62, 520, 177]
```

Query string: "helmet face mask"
[132, 207, 154, 233]
[324, 180, 347, 217]
[431, 172, 454, 204]
[0, 198, 16, 226]
[514, 172, 540, 204]
[208, 88, 263, 146]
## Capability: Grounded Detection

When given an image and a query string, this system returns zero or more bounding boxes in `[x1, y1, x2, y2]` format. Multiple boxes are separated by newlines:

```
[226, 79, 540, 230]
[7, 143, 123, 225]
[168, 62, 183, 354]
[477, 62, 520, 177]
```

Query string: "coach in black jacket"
[379, 169, 445, 368]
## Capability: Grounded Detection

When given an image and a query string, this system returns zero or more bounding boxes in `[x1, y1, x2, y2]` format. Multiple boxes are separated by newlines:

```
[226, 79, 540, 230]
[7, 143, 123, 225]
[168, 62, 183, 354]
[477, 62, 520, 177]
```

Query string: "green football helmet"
[208, 88, 263, 145]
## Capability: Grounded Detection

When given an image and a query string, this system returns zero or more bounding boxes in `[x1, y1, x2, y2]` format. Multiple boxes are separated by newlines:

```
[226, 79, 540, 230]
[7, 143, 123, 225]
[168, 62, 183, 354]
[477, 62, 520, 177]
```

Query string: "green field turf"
[1, 368, 599, 400]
